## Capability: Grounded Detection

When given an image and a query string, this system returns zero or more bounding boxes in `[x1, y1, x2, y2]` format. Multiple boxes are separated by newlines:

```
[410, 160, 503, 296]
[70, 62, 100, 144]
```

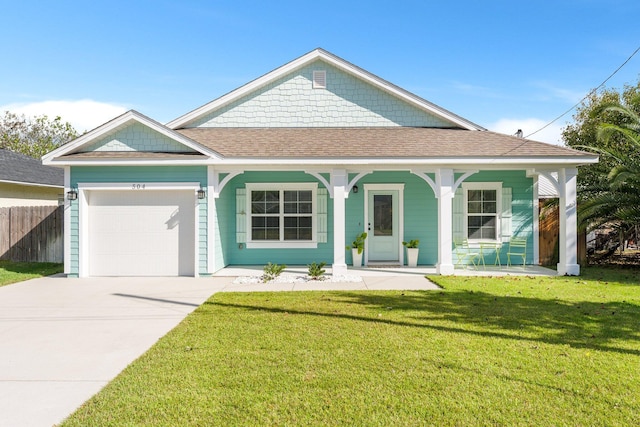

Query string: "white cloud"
[487, 118, 565, 146]
[0, 99, 129, 133]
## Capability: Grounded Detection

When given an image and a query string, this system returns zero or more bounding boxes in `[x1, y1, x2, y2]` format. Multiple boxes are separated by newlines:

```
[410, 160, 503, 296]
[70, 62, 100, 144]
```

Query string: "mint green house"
[43, 49, 597, 277]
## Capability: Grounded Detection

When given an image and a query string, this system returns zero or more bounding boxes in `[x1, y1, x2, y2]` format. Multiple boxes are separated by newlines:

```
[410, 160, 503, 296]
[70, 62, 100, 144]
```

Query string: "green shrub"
[262, 262, 286, 283]
[307, 262, 327, 280]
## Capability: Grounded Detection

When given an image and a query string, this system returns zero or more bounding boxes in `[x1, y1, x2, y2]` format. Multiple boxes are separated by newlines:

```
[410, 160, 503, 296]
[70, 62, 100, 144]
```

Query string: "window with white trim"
[462, 182, 502, 242]
[246, 183, 317, 248]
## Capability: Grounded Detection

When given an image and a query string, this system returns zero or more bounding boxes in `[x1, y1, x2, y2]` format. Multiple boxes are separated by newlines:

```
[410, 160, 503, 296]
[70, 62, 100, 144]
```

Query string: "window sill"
[246, 241, 318, 249]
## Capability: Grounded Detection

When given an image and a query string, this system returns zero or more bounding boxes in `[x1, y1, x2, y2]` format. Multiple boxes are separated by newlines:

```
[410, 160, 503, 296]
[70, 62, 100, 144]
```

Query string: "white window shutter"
[236, 188, 246, 243]
[501, 187, 512, 242]
[452, 187, 464, 242]
[317, 188, 328, 243]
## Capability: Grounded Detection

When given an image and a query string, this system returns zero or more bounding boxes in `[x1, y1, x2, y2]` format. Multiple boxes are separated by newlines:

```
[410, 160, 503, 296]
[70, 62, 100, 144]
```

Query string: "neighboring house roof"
[0, 149, 63, 188]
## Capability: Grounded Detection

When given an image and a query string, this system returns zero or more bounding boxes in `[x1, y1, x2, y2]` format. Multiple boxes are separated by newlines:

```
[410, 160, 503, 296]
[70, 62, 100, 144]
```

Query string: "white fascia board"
[0, 179, 63, 189]
[208, 156, 599, 167]
[166, 48, 483, 131]
[42, 110, 221, 165]
[48, 158, 214, 167]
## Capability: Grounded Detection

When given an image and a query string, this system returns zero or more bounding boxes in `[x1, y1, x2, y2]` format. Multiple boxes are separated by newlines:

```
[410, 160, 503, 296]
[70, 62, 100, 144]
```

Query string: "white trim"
[436, 168, 455, 274]
[77, 182, 201, 277]
[245, 182, 318, 249]
[166, 48, 484, 130]
[332, 169, 348, 275]
[305, 171, 332, 197]
[63, 167, 71, 275]
[207, 166, 215, 273]
[363, 184, 405, 266]
[461, 182, 503, 244]
[77, 182, 201, 191]
[532, 175, 540, 265]
[347, 171, 372, 197]
[42, 110, 221, 165]
[0, 179, 63, 189]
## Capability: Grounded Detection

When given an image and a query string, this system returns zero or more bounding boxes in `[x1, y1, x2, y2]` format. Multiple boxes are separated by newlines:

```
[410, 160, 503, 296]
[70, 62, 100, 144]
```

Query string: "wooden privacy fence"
[0, 205, 63, 263]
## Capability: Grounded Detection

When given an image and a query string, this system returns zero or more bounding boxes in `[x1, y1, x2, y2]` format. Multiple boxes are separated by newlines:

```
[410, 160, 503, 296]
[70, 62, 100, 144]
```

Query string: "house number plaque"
[131, 184, 146, 190]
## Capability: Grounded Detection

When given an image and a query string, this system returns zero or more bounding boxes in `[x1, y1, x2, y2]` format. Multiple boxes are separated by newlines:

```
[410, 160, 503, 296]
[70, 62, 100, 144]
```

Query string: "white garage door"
[88, 190, 196, 276]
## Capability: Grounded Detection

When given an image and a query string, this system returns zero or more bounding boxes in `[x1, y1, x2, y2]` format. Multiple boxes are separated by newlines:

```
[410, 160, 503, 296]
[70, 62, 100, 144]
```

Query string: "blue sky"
[1, 0, 639, 145]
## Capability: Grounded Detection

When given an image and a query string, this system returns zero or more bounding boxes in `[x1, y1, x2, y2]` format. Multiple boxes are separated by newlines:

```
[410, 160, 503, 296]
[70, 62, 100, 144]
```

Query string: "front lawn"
[0, 260, 63, 287]
[63, 267, 640, 426]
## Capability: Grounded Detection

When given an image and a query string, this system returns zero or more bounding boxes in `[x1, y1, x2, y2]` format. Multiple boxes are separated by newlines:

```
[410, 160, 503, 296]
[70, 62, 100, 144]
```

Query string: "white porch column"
[436, 168, 455, 275]
[331, 169, 348, 276]
[558, 168, 580, 275]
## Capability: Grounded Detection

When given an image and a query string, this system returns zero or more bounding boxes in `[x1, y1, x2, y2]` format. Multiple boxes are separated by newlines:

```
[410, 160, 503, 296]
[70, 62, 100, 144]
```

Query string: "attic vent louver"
[312, 70, 326, 89]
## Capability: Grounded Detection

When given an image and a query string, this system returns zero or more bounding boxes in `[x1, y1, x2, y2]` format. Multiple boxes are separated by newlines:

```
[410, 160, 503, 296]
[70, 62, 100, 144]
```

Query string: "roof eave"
[42, 110, 222, 165]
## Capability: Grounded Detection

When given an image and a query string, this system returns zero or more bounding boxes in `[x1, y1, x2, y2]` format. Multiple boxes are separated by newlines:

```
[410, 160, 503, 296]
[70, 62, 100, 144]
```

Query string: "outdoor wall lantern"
[197, 188, 206, 200]
[352, 185, 359, 194]
[67, 190, 78, 200]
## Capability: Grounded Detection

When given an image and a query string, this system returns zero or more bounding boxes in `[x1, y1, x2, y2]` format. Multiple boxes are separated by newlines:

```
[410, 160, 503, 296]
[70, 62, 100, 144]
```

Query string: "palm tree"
[578, 100, 640, 249]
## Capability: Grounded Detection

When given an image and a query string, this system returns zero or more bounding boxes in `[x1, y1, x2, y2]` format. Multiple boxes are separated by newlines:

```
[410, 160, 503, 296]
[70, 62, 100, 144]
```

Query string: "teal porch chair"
[506, 238, 527, 268]
[454, 239, 479, 269]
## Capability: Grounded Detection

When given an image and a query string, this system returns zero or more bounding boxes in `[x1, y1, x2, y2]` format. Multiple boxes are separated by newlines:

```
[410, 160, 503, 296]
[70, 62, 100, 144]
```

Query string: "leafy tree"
[0, 111, 78, 159]
[562, 82, 640, 255]
[577, 100, 640, 229]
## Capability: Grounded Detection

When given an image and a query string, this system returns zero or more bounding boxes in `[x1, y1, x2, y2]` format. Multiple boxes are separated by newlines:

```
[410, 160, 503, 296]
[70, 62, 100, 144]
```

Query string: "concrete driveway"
[0, 275, 228, 427]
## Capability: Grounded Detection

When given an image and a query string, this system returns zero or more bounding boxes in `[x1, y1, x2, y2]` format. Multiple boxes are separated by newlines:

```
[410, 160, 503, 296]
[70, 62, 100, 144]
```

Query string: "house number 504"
[132, 184, 146, 190]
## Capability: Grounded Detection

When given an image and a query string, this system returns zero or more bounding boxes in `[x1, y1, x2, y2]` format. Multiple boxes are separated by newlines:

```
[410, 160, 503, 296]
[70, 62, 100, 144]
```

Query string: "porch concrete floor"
[212, 264, 557, 292]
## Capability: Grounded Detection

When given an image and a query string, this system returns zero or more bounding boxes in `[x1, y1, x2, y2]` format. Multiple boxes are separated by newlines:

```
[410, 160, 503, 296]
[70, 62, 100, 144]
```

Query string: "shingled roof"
[175, 127, 594, 159]
[0, 149, 63, 186]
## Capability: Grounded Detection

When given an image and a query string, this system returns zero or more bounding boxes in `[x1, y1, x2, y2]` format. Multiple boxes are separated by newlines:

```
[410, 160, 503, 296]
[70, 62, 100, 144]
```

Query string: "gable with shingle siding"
[189, 60, 455, 128]
[81, 122, 197, 153]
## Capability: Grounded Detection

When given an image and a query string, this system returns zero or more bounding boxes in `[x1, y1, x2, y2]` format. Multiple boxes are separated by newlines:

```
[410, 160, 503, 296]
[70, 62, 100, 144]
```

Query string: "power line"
[525, 44, 640, 139]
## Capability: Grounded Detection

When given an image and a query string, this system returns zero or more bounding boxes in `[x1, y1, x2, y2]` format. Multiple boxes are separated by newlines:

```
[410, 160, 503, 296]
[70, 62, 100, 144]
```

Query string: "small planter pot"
[406, 248, 419, 267]
[352, 248, 363, 267]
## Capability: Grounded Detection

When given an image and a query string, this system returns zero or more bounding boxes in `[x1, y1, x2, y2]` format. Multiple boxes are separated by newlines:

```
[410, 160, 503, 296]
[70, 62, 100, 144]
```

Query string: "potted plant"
[346, 232, 367, 267]
[402, 239, 420, 267]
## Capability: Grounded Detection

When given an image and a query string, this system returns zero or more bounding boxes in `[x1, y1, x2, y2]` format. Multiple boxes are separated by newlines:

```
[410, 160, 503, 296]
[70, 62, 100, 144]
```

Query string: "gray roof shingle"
[0, 149, 63, 186]
[174, 127, 595, 159]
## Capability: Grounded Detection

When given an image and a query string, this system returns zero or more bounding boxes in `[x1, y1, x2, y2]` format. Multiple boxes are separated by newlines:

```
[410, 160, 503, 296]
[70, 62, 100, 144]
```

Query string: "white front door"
[365, 184, 403, 264]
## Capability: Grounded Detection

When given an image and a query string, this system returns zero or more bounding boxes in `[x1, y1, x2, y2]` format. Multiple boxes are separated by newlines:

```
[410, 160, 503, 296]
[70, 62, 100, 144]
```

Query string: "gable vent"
[312, 70, 326, 89]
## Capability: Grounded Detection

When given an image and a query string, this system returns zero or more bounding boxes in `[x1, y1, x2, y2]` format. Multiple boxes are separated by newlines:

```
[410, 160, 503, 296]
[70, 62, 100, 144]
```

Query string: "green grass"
[0, 260, 63, 286]
[62, 267, 640, 426]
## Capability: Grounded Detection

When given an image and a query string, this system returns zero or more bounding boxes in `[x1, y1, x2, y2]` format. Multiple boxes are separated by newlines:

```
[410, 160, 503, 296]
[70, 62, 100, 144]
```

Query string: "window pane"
[252, 216, 279, 240]
[483, 202, 496, 213]
[468, 190, 482, 201]
[265, 202, 278, 214]
[468, 201, 482, 214]
[284, 202, 298, 214]
[374, 194, 393, 236]
[283, 216, 312, 241]
[468, 227, 481, 239]
[299, 191, 312, 201]
[284, 191, 297, 202]
[252, 191, 280, 214]
[483, 190, 496, 202]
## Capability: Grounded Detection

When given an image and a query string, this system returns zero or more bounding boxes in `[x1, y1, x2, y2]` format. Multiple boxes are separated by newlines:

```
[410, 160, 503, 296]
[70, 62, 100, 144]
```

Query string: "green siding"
[82, 122, 196, 153]
[220, 171, 334, 266]
[458, 171, 534, 265]
[347, 172, 438, 265]
[192, 60, 455, 128]
[69, 166, 208, 276]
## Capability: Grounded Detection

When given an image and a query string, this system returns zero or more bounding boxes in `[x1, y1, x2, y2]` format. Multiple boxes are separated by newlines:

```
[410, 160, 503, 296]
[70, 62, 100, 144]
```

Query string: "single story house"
[42, 48, 597, 277]
[0, 149, 63, 207]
